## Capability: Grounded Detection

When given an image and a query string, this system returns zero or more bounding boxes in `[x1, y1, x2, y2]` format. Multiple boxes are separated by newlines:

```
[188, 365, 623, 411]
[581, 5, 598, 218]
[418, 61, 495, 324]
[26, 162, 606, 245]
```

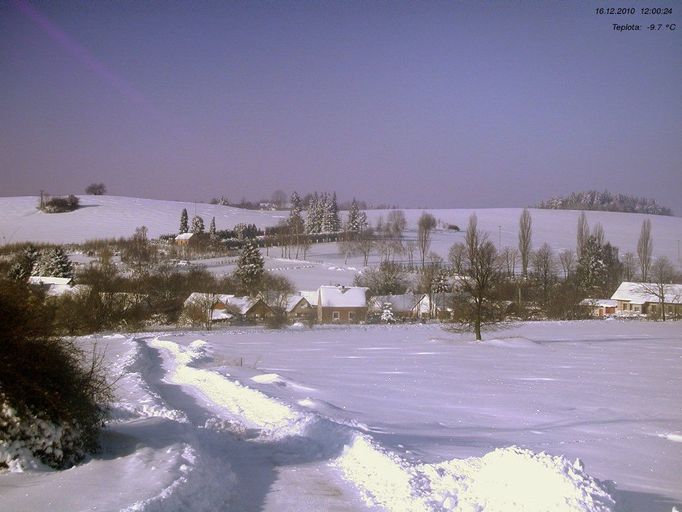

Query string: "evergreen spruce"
[191, 215, 205, 234]
[576, 235, 607, 292]
[179, 209, 189, 234]
[33, 247, 74, 278]
[347, 199, 361, 233]
[235, 240, 265, 295]
[289, 192, 304, 234]
[306, 193, 322, 234]
[329, 192, 341, 232]
[209, 217, 217, 239]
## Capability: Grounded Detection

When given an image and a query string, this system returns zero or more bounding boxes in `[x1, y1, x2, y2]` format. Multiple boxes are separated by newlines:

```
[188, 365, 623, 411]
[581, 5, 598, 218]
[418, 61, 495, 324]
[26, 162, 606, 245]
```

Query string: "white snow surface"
[3, 322, 681, 511]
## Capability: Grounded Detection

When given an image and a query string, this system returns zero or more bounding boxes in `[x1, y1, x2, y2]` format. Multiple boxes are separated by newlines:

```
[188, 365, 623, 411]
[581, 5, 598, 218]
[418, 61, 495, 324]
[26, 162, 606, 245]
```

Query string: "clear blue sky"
[1, 0, 680, 210]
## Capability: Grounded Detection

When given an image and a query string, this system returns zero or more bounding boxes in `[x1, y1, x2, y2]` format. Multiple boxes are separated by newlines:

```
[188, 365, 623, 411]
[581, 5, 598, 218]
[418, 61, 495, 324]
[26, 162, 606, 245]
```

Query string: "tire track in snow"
[147, 336, 617, 512]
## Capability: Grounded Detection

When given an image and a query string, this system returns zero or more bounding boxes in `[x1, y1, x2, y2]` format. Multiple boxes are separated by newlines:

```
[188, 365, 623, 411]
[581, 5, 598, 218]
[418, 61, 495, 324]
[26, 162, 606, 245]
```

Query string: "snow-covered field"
[2, 321, 680, 512]
[1, 196, 680, 266]
[4, 195, 676, 290]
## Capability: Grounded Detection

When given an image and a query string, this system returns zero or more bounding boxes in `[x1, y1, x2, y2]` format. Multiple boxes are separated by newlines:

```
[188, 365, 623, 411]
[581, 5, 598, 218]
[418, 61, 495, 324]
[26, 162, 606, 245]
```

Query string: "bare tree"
[558, 249, 575, 281]
[378, 210, 406, 263]
[532, 243, 557, 302]
[637, 257, 677, 321]
[498, 246, 518, 279]
[518, 208, 532, 278]
[576, 212, 589, 258]
[405, 240, 416, 268]
[622, 252, 637, 282]
[457, 214, 501, 341]
[354, 227, 375, 267]
[271, 190, 287, 209]
[417, 212, 437, 268]
[448, 242, 466, 275]
[85, 183, 107, 195]
[637, 219, 653, 282]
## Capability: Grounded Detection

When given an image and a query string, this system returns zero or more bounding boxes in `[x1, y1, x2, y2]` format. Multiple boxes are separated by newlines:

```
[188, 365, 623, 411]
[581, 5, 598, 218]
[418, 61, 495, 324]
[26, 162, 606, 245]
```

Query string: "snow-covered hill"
[0, 196, 288, 245]
[0, 196, 680, 265]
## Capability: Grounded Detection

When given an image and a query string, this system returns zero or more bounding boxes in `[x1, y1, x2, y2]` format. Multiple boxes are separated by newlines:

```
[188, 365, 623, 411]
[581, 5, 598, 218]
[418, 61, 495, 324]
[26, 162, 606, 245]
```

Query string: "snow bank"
[422, 447, 614, 512]
[335, 436, 614, 512]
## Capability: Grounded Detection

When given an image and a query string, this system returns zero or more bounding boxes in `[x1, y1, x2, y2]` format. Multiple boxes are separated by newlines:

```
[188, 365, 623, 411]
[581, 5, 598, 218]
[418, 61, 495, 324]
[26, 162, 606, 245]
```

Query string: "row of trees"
[356, 209, 679, 338]
[537, 190, 672, 216]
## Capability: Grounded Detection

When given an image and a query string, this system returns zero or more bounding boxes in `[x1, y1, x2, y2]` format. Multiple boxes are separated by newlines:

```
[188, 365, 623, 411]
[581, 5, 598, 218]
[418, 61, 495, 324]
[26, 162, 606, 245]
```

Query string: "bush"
[0, 280, 112, 470]
[40, 195, 80, 213]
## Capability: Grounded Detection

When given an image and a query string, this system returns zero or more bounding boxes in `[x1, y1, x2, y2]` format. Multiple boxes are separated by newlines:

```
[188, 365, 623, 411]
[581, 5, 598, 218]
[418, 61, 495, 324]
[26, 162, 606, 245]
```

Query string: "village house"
[28, 276, 89, 297]
[414, 292, 457, 320]
[580, 298, 618, 317]
[183, 293, 273, 324]
[369, 293, 426, 321]
[175, 232, 195, 246]
[314, 285, 368, 323]
[611, 281, 682, 319]
[284, 294, 312, 321]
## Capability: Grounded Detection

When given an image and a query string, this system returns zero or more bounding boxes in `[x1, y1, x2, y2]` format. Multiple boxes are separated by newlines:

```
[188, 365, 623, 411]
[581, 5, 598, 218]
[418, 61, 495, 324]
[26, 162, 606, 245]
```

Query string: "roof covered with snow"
[28, 276, 73, 286]
[611, 282, 682, 305]
[370, 293, 424, 313]
[285, 294, 310, 313]
[580, 299, 618, 308]
[175, 233, 194, 240]
[318, 285, 368, 308]
[183, 293, 235, 307]
[300, 290, 319, 307]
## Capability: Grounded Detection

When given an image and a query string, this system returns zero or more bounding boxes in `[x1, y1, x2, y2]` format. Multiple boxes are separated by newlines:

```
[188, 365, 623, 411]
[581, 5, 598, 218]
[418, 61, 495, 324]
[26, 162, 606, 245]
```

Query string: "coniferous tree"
[235, 240, 265, 295]
[347, 199, 361, 233]
[209, 217, 217, 239]
[329, 192, 341, 232]
[306, 193, 322, 234]
[33, 247, 74, 278]
[191, 215, 205, 234]
[8, 245, 39, 281]
[179, 209, 189, 234]
[289, 192, 304, 234]
[576, 235, 607, 293]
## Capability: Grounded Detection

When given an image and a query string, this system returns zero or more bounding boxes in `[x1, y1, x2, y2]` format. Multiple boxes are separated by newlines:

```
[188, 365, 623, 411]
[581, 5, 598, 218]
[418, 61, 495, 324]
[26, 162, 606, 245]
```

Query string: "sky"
[1, 0, 680, 210]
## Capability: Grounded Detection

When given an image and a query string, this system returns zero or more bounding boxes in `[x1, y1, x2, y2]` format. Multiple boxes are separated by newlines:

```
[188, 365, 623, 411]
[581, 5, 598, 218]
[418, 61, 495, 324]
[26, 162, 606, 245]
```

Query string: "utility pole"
[498, 225, 502, 248]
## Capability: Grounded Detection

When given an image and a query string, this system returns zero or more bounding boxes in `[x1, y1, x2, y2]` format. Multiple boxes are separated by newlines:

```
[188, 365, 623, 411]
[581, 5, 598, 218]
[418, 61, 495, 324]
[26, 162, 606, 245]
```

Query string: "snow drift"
[149, 336, 616, 512]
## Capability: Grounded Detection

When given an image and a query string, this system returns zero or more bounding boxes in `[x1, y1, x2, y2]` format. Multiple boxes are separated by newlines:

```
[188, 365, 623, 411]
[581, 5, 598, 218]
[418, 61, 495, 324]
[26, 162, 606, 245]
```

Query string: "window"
[332, 311, 340, 321]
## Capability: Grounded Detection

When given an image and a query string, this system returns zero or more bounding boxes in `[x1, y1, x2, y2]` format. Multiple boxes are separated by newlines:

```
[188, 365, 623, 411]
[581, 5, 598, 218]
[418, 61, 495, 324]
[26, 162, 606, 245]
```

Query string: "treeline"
[351, 209, 681, 337]
[536, 190, 672, 216]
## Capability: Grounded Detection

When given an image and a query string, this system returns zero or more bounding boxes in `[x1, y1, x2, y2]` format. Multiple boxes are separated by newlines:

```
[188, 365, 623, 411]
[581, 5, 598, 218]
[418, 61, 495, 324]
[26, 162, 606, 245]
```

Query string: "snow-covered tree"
[7, 245, 39, 281]
[327, 192, 341, 232]
[347, 199, 361, 233]
[33, 247, 74, 278]
[380, 304, 395, 324]
[179, 209, 189, 234]
[191, 215, 205, 234]
[306, 193, 323, 234]
[576, 235, 607, 293]
[289, 192, 304, 234]
[433, 269, 451, 293]
[235, 240, 264, 295]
